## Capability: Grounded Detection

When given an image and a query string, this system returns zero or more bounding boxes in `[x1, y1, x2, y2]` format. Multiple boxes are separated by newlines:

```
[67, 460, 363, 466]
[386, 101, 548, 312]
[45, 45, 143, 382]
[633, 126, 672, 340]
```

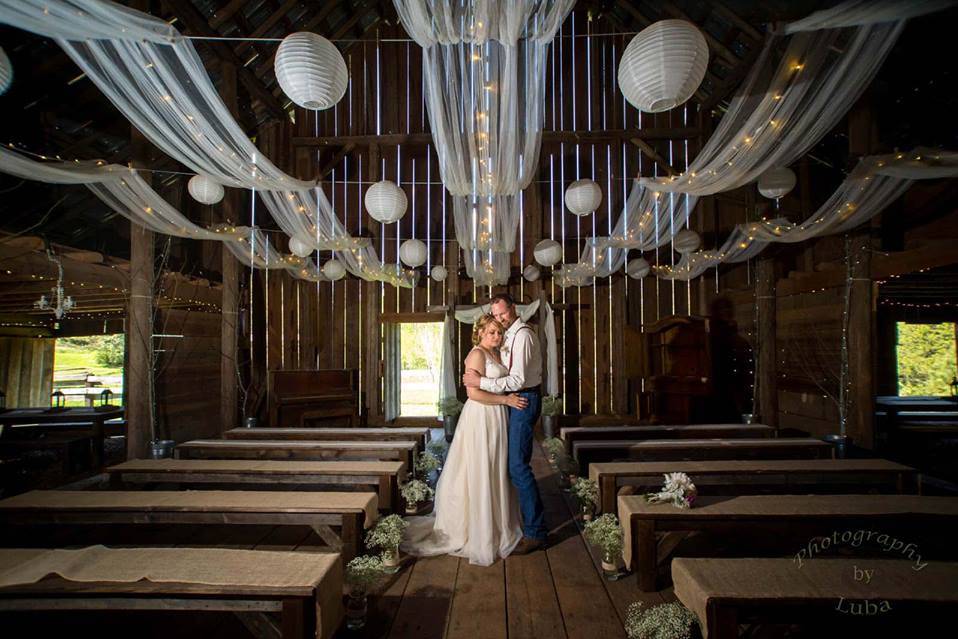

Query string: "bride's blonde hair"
[472, 314, 503, 347]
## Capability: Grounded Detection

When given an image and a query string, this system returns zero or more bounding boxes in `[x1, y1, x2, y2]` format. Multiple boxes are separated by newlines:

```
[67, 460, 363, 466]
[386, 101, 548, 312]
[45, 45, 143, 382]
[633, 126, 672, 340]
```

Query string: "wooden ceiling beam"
[252, 1, 345, 82]
[661, 3, 739, 67]
[711, 1, 764, 43]
[210, 0, 250, 29]
[234, 0, 300, 56]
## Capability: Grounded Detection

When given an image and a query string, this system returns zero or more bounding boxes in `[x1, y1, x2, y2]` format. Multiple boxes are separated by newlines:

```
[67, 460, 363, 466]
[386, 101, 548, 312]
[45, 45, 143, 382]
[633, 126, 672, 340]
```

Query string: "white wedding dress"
[401, 349, 523, 566]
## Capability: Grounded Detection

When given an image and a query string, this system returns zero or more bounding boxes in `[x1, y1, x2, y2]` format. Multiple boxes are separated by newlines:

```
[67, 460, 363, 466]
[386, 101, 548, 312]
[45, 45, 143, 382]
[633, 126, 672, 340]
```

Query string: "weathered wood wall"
[0, 337, 54, 407]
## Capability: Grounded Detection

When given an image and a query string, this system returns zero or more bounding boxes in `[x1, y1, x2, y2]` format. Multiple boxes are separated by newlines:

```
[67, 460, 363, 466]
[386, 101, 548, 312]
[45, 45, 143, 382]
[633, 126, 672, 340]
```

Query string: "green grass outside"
[53, 344, 123, 378]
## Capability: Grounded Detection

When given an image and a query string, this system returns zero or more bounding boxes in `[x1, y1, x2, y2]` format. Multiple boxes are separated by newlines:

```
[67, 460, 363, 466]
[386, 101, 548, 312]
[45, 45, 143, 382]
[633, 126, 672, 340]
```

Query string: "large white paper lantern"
[758, 167, 797, 200]
[188, 175, 224, 205]
[618, 20, 709, 113]
[288, 237, 313, 257]
[534, 239, 563, 267]
[274, 32, 348, 111]
[565, 179, 602, 216]
[399, 239, 427, 268]
[523, 265, 541, 282]
[364, 180, 407, 224]
[626, 257, 651, 279]
[0, 47, 12, 96]
[673, 229, 701, 254]
[430, 265, 448, 282]
[322, 259, 346, 280]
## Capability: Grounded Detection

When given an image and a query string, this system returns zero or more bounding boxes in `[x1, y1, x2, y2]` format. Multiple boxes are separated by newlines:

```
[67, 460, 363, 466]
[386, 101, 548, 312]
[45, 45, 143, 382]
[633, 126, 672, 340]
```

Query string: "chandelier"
[34, 250, 75, 319]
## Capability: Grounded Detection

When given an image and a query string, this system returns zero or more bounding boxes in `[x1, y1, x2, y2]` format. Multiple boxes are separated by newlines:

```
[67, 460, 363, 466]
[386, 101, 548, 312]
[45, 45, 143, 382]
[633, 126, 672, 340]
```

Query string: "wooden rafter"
[209, 0, 249, 29]
[252, 1, 347, 84]
[629, 138, 679, 177]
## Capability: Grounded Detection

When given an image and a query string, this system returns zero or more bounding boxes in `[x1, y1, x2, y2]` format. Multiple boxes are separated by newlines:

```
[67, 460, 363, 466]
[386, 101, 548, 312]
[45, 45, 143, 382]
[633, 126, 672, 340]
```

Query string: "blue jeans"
[508, 391, 546, 540]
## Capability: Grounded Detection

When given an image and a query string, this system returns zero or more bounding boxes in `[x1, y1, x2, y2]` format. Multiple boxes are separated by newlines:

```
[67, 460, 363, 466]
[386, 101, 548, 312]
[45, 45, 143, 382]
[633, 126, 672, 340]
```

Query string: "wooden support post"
[755, 257, 777, 429]
[363, 143, 382, 424]
[127, 152, 154, 460]
[846, 230, 875, 449]
[219, 61, 240, 433]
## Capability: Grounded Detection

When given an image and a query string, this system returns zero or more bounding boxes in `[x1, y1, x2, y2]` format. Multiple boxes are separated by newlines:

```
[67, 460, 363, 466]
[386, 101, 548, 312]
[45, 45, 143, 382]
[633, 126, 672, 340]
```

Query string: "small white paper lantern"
[534, 239, 563, 267]
[0, 47, 12, 96]
[274, 32, 348, 111]
[673, 229, 701, 254]
[399, 239, 427, 268]
[758, 167, 797, 200]
[523, 264, 541, 282]
[188, 175, 224, 205]
[626, 257, 651, 279]
[430, 265, 448, 282]
[565, 179, 602, 216]
[288, 237, 313, 258]
[322, 259, 346, 280]
[364, 180, 407, 224]
[618, 20, 709, 113]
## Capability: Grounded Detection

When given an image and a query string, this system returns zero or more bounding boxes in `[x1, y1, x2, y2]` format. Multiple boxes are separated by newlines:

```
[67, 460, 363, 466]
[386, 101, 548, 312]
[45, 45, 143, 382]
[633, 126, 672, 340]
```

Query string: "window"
[53, 335, 125, 406]
[895, 322, 957, 396]
[399, 322, 443, 416]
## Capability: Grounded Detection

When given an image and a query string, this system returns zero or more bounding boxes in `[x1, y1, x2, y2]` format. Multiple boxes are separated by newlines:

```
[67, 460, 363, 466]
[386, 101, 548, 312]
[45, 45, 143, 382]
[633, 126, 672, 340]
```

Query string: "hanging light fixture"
[758, 167, 797, 200]
[533, 239, 563, 267]
[364, 180, 408, 224]
[274, 32, 348, 111]
[322, 259, 346, 280]
[565, 179, 603, 216]
[626, 257, 651, 279]
[430, 265, 448, 282]
[0, 46, 12, 96]
[523, 264, 541, 282]
[399, 239, 427, 268]
[287, 237, 313, 258]
[188, 175, 224, 205]
[673, 229, 701, 254]
[34, 250, 75, 319]
[618, 20, 709, 113]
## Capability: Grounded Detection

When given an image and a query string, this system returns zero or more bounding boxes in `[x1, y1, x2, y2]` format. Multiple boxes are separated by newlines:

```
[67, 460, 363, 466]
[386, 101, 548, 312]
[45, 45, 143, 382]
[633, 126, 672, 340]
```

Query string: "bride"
[401, 314, 527, 566]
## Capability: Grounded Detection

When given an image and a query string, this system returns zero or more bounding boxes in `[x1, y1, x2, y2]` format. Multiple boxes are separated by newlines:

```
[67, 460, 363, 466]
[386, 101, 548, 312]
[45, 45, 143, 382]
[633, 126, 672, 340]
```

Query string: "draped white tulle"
[402, 352, 522, 567]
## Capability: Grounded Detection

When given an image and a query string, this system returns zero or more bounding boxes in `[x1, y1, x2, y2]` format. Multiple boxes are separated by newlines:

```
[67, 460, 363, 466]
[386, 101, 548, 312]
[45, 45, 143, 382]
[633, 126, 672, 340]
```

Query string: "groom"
[463, 293, 547, 554]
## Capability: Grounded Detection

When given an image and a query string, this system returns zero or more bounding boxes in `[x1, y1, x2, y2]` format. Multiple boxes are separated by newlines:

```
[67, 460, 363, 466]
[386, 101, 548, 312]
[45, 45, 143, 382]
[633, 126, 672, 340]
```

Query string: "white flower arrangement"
[346, 555, 385, 592]
[365, 514, 408, 551]
[400, 479, 434, 507]
[542, 437, 565, 459]
[571, 477, 599, 509]
[625, 601, 698, 639]
[645, 472, 697, 509]
[415, 450, 442, 476]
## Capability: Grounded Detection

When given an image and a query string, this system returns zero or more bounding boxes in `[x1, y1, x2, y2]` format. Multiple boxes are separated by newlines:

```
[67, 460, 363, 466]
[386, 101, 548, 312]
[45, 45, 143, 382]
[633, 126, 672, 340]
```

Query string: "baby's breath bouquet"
[624, 601, 698, 639]
[542, 437, 565, 461]
[346, 554, 385, 593]
[437, 396, 464, 417]
[400, 479, 434, 513]
[645, 472, 697, 509]
[583, 513, 624, 578]
[541, 395, 562, 416]
[571, 477, 599, 520]
[365, 514, 408, 572]
[426, 438, 449, 461]
[415, 450, 442, 477]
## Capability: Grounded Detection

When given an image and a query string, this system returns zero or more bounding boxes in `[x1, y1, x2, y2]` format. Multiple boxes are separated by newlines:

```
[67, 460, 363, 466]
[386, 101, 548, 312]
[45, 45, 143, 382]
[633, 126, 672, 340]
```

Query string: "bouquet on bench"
[645, 472, 697, 509]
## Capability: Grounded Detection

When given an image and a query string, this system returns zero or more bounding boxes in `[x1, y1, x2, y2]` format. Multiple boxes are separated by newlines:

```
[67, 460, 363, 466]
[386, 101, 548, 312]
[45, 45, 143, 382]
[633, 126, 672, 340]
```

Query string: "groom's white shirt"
[480, 318, 542, 393]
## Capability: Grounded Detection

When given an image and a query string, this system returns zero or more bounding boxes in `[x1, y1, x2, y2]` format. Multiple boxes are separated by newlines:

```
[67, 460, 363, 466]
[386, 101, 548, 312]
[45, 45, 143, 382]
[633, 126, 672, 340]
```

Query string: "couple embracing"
[402, 294, 548, 566]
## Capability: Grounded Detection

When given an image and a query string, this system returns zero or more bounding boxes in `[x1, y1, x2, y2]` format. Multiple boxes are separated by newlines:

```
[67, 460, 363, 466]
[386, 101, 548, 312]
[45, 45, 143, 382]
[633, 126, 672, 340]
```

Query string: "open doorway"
[895, 321, 957, 396]
[53, 335, 125, 406]
[399, 322, 443, 416]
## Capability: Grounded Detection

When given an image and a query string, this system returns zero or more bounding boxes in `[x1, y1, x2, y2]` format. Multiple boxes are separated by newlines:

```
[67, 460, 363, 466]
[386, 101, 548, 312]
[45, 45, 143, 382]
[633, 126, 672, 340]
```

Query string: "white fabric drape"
[783, 0, 957, 33]
[452, 193, 521, 253]
[461, 249, 512, 287]
[658, 148, 958, 280]
[439, 299, 559, 403]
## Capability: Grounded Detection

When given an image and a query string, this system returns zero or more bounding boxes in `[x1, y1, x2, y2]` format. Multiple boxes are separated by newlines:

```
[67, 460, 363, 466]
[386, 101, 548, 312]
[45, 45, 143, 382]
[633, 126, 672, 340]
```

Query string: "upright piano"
[267, 369, 363, 428]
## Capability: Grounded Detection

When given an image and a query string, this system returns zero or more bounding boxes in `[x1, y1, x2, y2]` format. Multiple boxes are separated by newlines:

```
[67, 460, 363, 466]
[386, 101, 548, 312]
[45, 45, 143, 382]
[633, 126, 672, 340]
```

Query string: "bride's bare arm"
[463, 350, 528, 409]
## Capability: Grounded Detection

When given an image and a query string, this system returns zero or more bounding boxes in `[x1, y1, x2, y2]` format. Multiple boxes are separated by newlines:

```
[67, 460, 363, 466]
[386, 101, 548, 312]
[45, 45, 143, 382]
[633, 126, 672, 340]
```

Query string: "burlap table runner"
[0, 490, 378, 528]
[226, 427, 429, 436]
[563, 423, 773, 439]
[618, 494, 958, 569]
[672, 558, 958, 638]
[111, 458, 406, 476]
[181, 439, 416, 450]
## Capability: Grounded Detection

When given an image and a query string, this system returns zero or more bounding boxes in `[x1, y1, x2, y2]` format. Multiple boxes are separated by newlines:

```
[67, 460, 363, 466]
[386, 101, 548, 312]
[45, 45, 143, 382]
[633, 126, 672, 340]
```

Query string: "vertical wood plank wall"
[0, 337, 54, 407]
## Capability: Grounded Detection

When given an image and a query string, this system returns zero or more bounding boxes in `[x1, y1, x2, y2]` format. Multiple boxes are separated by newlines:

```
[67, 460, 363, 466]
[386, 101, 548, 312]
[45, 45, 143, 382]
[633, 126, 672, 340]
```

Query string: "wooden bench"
[0, 490, 378, 562]
[574, 437, 833, 470]
[560, 424, 775, 455]
[590, 459, 920, 513]
[618, 493, 958, 591]
[0, 434, 94, 475]
[672, 557, 958, 639]
[224, 427, 430, 454]
[107, 459, 407, 513]
[0, 546, 342, 639]
[175, 439, 417, 471]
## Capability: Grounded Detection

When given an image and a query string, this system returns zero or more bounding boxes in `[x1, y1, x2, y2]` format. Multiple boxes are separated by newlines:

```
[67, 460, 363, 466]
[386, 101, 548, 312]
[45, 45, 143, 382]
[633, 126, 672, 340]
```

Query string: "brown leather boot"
[511, 537, 546, 555]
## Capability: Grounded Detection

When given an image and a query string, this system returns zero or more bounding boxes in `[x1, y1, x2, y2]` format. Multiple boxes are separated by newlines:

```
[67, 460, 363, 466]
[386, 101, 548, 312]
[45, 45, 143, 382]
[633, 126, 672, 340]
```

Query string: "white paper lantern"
[364, 180, 407, 224]
[534, 239, 563, 267]
[431, 265, 448, 282]
[673, 229, 701, 254]
[188, 175, 224, 205]
[626, 258, 651, 279]
[565, 179, 603, 216]
[0, 47, 12, 96]
[618, 20, 709, 113]
[758, 167, 797, 200]
[322, 259, 346, 281]
[274, 32, 348, 111]
[523, 265, 541, 282]
[288, 237, 313, 258]
[399, 239, 427, 268]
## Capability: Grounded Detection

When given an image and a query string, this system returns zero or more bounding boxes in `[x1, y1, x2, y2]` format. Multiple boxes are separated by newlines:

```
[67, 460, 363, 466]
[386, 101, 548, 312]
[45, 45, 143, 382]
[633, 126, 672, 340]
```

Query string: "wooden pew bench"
[224, 427, 430, 455]
[0, 490, 378, 562]
[560, 424, 775, 455]
[107, 459, 407, 513]
[590, 459, 920, 513]
[0, 546, 343, 639]
[671, 557, 958, 639]
[574, 437, 833, 470]
[175, 439, 417, 472]
[618, 493, 958, 591]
